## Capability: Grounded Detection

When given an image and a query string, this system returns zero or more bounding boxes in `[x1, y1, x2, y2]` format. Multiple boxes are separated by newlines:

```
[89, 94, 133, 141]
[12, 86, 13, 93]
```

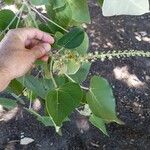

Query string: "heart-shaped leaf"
[86, 76, 123, 124]
[46, 82, 82, 126]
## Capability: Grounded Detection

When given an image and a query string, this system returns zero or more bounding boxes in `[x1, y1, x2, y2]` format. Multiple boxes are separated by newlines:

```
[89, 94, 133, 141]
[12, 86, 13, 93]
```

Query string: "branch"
[30, 6, 69, 33]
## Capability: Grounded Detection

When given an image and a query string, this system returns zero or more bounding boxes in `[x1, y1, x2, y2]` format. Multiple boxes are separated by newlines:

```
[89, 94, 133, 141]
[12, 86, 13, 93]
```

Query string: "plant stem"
[25, 3, 38, 28]
[56, 47, 65, 55]
[30, 6, 69, 33]
[50, 58, 58, 88]
[65, 74, 89, 91]
[15, 5, 24, 28]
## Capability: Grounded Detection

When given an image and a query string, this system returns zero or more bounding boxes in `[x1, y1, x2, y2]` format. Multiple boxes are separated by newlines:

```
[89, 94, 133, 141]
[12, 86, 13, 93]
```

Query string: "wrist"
[0, 69, 12, 92]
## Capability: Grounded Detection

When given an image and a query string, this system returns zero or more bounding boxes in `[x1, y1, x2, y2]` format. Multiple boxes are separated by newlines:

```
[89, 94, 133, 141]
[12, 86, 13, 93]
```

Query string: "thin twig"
[16, 5, 24, 28]
[50, 58, 58, 88]
[25, 3, 38, 28]
[30, 6, 69, 33]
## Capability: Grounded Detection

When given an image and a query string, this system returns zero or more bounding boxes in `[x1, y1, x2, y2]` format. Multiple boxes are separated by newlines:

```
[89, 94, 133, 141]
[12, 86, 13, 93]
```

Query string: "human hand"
[0, 28, 54, 79]
[0, 28, 54, 91]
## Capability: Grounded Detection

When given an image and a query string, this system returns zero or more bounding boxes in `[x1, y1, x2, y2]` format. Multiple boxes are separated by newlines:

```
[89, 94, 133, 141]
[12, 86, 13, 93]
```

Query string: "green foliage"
[31, 0, 49, 5]
[87, 76, 123, 124]
[0, 10, 17, 31]
[0, 0, 149, 135]
[57, 27, 85, 49]
[46, 82, 82, 127]
[0, 98, 17, 110]
[89, 114, 108, 136]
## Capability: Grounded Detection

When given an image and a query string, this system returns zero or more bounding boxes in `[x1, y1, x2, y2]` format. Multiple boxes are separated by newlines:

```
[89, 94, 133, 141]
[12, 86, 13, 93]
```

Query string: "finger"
[30, 43, 51, 59]
[25, 39, 40, 49]
[9, 28, 54, 44]
[39, 55, 49, 62]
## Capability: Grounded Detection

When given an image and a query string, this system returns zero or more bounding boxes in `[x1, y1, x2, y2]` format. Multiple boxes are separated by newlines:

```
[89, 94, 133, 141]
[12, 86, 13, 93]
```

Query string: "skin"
[0, 28, 54, 92]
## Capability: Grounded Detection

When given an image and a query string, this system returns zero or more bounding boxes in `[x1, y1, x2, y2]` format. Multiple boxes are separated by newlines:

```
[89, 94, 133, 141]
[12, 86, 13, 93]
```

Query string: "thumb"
[30, 43, 51, 59]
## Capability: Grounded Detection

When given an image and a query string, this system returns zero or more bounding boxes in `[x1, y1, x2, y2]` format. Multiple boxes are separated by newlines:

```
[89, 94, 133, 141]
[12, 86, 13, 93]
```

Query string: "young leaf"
[46, 82, 82, 126]
[57, 27, 85, 49]
[0, 98, 17, 110]
[102, 0, 150, 16]
[67, 0, 91, 23]
[89, 114, 108, 136]
[86, 76, 122, 124]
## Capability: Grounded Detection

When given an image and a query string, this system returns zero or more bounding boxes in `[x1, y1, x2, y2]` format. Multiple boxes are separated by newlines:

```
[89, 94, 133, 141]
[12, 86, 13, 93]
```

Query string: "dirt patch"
[0, 1, 150, 149]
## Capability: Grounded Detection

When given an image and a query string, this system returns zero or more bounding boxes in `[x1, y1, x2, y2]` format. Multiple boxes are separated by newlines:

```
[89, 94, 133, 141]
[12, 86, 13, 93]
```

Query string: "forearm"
[0, 70, 11, 92]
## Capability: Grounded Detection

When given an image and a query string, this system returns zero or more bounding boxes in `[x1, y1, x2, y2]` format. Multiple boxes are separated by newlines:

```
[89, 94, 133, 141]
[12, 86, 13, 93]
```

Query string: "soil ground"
[0, 0, 150, 149]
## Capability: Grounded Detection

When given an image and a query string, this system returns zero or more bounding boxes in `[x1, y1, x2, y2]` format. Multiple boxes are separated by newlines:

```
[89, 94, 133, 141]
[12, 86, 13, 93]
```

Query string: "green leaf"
[57, 27, 85, 49]
[17, 76, 47, 99]
[38, 23, 53, 33]
[67, 0, 91, 23]
[52, 0, 66, 10]
[0, 98, 17, 110]
[0, 10, 17, 31]
[31, 0, 49, 5]
[102, 0, 149, 16]
[86, 76, 122, 124]
[71, 63, 91, 83]
[54, 2, 72, 29]
[75, 32, 89, 54]
[46, 82, 82, 126]
[7, 79, 24, 95]
[26, 108, 53, 126]
[18, 76, 68, 99]
[89, 114, 108, 136]
[53, 32, 64, 48]
[4, 0, 14, 4]
[96, 0, 104, 7]
[37, 116, 54, 126]
[46, 2, 72, 31]
[66, 59, 81, 75]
